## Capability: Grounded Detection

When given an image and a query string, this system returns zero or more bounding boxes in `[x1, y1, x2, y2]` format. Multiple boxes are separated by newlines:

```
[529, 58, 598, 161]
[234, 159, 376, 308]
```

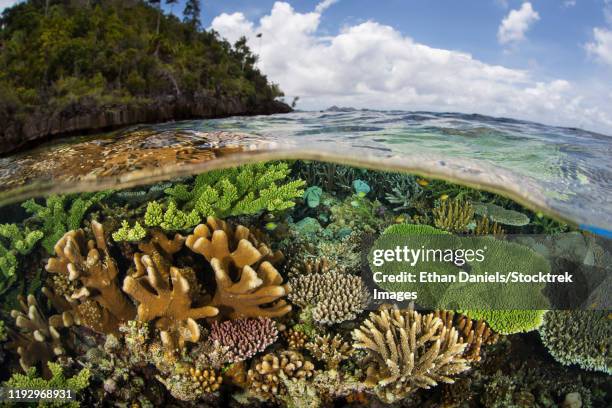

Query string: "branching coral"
[433, 198, 474, 233]
[288, 271, 370, 325]
[305, 334, 353, 369]
[8, 295, 66, 376]
[144, 201, 200, 231]
[434, 311, 499, 362]
[329, 195, 389, 234]
[247, 350, 316, 400]
[285, 328, 308, 350]
[3, 362, 90, 408]
[112, 220, 147, 242]
[123, 257, 218, 352]
[45, 221, 135, 333]
[22, 192, 111, 253]
[163, 162, 305, 218]
[352, 306, 470, 403]
[158, 364, 222, 401]
[186, 217, 290, 318]
[209, 317, 278, 363]
[0, 223, 43, 293]
[473, 216, 505, 236]
[539, 310, 611, 374]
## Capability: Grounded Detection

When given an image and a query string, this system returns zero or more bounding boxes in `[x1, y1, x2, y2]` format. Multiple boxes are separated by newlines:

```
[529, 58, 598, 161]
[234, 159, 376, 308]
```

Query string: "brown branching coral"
[247, 350, 316, 400]
[122, 256, 219, 352]
[8, 295, 66, 375]
[434, 311, 499, 362]
[352, 306, 470, 403]
[158, 364, 222, 401]
[209, 317, 278, 363]
[305, 334, 353, 370]
[287, 257, 334, 279]
[285, 328, 308, 350]
[474, 217, 505, 237]
[288, 271, 370, 325]
[433, 198, 474, 233]
[186, 217, 291, 318]
[45, 221, 135, 333]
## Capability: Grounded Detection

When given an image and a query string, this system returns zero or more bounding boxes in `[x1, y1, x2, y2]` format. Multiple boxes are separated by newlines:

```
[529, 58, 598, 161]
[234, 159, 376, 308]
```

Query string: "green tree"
[183, 0, 201, 29]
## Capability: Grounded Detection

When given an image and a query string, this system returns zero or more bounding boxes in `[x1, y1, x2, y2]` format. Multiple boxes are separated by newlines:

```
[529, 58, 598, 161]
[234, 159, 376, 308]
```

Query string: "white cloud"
[211, 1, 612, 133]
[586, 27, 612, 66]
[314, 0, 338, 14]
[497, 2, 540, 45]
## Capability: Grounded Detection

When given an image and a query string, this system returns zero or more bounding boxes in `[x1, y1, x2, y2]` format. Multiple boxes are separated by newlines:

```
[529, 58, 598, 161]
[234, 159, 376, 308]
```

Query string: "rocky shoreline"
[0, 95, 292, 155]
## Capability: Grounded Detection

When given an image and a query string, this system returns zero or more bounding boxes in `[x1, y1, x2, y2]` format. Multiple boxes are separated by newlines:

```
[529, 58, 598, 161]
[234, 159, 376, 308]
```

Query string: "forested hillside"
[0, 0, 289, 153]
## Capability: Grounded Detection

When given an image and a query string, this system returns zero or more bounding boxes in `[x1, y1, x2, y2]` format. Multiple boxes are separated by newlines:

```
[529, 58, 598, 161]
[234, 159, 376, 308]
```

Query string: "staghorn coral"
[209, 317, 278, 363]
[539, 310, 611, 374]
[186, 217, 290, 318]
[247, 350, 316, 400]
[288, 271, 370, 325]
[8, 295, 66, 376]
[434, 311, 499, 362]
[433, 198, 474, 233]
[352, 306, 470, 403]
[144, 201, 200, 231]
[111, 220, 147, 242]
[122, 256, 218, 352]
[285, 328, 308, 350]
[45, 221, 135, 333]
[305, 334, 353, 369]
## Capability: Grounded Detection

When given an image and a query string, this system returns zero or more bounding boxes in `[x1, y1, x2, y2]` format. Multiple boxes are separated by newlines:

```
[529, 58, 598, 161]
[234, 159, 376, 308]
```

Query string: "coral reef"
[288, 271, 370, 325]
[473, 202, 530, 226]
[158, 365, 222, 401]
[144, 201, 200, 231]
[285, 328, 308, 350]
[539, 310, 611, 374]
[434, 311, 499, 362]
[473, 216, 505, 236]
[209, 317, 278, 362]
[432, 198, 474, 233]
[111, 220, 147, 242]
[352, 306, 470, 403]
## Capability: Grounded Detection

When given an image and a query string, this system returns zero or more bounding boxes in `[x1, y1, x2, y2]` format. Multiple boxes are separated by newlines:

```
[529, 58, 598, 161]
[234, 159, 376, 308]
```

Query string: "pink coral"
[209, 317, 278, 363]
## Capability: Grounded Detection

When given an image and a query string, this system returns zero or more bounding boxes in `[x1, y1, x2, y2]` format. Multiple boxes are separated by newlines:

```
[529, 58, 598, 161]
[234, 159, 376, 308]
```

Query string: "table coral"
[352, 306, 470, 403]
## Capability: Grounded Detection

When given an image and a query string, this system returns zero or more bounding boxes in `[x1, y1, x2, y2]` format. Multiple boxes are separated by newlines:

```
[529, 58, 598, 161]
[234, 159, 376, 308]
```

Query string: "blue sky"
[2, 0, 612, 133]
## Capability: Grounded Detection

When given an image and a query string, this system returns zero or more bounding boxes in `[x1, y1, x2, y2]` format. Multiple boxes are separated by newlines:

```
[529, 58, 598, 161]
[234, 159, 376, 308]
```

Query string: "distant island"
[0, 0, 291, 154]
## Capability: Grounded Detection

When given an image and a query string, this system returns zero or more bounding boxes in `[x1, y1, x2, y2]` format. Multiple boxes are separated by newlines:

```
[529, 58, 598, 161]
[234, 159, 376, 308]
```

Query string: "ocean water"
[1, 110, 610, 233]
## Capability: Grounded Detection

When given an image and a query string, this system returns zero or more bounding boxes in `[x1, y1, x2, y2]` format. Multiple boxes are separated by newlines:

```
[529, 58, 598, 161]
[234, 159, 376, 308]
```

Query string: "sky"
[2, 1, 612, 134]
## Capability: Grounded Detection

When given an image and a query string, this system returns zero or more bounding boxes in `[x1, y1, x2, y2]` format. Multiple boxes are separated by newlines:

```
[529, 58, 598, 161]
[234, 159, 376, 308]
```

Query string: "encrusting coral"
[288, 270, 370, 325]
[247, 350, 316, 400]
[305, 334, 353, 369]
[209, 317, 278, 363]
[352, 306, 470, 403]
[434, 311, 499, 362]
[186, 216, 290, 318]
[45, 221, 135, 333]
[432, 198, 474, 233]
[122, 256, 219, 352]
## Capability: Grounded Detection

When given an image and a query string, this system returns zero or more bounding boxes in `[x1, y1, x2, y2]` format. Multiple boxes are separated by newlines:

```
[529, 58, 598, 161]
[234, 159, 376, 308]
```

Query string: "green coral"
[112, 221, 147, 242]
[164, 162, 305, 218]
[539, 310, 611, 374]
[303, 186, 323, 208]
[144, 201, 200, 231]
[3, 362, 90, 407]
[22, 192, 111, 253]
[473, 202, 530, 227]
[0, 223, 43, 293]
[371, 223, 549, 334]
[328, 194, 389, 235]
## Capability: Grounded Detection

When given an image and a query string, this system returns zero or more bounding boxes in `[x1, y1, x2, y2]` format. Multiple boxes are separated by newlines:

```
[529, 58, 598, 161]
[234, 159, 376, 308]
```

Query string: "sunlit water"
[0, 110, 610, 232]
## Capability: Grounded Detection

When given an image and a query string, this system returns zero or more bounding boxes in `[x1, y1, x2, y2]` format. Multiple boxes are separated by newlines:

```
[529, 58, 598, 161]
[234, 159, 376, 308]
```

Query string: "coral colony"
[0, 161, 609, 407]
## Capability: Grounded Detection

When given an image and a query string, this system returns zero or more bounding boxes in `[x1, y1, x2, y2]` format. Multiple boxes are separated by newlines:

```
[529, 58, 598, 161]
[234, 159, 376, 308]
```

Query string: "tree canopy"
[0, 0, 284, 128]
